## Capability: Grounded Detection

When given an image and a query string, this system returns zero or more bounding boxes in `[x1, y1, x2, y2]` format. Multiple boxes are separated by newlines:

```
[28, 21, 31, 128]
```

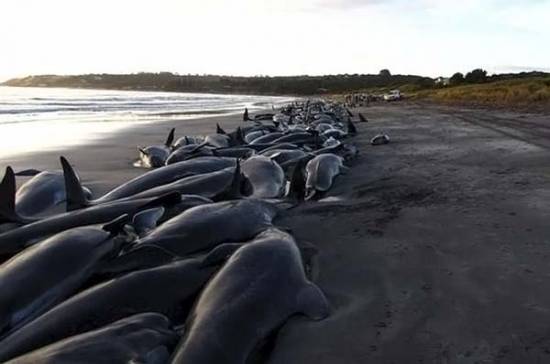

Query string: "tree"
[379, 69, 391, 78]
[450, 72, 465, 85]
[464, 69, 487, 84]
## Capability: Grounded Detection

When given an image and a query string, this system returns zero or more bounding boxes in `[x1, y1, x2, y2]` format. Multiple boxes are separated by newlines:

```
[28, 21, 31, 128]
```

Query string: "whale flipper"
[132, 207, 165, 236]
[102, 214, 130, 236]
[298, 283, 330, 320]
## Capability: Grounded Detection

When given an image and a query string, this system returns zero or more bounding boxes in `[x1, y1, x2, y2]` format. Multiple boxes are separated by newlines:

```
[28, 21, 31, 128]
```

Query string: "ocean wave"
[0, 87, 288, 126]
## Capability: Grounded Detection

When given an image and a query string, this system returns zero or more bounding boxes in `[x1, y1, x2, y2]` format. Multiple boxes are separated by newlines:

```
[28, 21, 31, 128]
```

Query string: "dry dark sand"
[3, 103, 550, 363]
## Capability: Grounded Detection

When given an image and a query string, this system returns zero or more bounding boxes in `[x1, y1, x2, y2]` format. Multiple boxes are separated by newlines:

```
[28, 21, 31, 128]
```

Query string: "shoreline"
[0, 112, 253, 194]
[0, 84, 299, 99]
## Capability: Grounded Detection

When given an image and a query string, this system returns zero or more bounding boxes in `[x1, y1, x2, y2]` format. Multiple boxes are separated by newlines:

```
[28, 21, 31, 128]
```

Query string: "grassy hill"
[2, 72, 432, 96]
[410, 76, 550, 108]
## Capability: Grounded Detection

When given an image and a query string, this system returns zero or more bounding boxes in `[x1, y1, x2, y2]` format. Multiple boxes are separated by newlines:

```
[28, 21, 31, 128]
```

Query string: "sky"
[0, 0, 549, 81]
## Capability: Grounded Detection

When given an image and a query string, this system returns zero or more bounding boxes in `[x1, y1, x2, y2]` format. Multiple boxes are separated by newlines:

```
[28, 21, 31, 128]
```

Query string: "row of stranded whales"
[0, 99, 385, 363]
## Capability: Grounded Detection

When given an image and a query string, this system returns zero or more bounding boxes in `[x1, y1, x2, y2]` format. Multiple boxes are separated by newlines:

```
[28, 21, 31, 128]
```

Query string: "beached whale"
[128, 164, 244, 202]
[1, 168, 90, 225]
[170, 228, 330, 364]
[172, 135, 205, 149]
[0, 188, 181, 256]
[165, 144, 215, 164]
[0, 251, 234, 362]
[241, 155, 285, 198]
[305, 153, 347, 200]
[371, 134, 390, 145]
[244, 130, 266, 144]
[131, 199, 279, 257]
[323, 128, 348, 139]
[138, 128, 175, 168]
[203, 134, 231, 148]
[0, 215, 127, 339]
[62, 156, 236, 209]
[13, 170, 92, 217]
[271, 131, 322, 146]
[261, 149, 307, 165]
[249, 132, 283, 145]
[257, 143, 302, 153]
[4, 313, 178, 364]
[212, 147, 255, 159]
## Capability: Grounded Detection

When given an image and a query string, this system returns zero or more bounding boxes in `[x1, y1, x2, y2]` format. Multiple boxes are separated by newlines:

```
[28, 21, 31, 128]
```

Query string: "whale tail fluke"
[60, 156, 91, 211]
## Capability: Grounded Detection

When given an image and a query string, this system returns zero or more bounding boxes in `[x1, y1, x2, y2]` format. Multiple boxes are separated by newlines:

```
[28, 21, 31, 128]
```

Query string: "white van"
[384, 90, 402, 101]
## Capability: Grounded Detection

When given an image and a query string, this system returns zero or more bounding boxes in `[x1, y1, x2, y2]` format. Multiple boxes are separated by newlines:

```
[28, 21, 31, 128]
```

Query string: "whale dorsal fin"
[0, 166, 24, 224]
[165, 128, 175, 147]
[287, 156, 310, 201]
[216, 123, 227, 135]
[347, 119, 357, 135]
[232, 126, 245, 146]
[213, 160, 243, 201]
[297, 282, 330, 321]
[60, 156, 89, 211]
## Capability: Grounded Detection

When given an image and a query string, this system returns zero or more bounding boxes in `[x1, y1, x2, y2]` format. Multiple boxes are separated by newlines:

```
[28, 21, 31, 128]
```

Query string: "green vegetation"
[1, 72, 432, 96]
[411, 76, 550, 107]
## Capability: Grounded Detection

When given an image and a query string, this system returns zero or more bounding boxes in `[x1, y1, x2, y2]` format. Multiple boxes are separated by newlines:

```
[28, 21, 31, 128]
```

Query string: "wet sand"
[3, 103, 550, 363]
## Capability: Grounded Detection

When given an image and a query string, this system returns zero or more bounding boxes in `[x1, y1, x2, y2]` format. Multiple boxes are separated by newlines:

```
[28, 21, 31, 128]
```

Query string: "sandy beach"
[3, 102, 550, 363]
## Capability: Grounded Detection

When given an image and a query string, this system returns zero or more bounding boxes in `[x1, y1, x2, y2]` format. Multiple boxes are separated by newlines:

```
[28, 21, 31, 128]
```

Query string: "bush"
[450, 72, 465, 85]
[465, 69, 488, 84]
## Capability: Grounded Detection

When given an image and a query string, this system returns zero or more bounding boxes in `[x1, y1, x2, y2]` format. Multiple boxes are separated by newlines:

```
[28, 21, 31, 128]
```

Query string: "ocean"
[0, 86, 290, 158]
